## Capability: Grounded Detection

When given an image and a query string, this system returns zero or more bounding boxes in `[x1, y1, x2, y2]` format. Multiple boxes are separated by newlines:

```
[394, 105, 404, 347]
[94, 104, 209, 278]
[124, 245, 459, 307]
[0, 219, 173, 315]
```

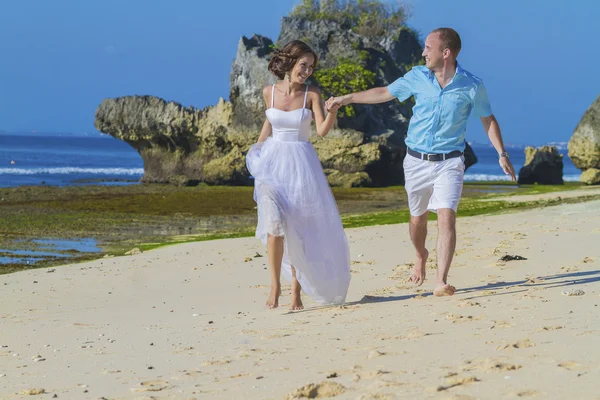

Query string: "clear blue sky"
[1, 0, 598, 145]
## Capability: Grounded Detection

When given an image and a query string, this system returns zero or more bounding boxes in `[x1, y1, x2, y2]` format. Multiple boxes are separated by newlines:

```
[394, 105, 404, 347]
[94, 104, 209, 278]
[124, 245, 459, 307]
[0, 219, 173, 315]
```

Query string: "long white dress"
[246, 85, 351, 305]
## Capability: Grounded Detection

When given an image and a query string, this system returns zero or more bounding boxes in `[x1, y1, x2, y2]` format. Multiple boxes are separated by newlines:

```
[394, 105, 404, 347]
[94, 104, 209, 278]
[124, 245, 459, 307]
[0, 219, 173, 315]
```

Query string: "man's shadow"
[286, 269, 600, 314]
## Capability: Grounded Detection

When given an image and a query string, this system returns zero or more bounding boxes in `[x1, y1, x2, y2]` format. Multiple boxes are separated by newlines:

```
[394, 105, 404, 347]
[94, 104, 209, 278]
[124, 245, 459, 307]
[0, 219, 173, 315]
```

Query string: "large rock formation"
[568, 95, 600, 184]
[95, 96, 253, 186]
[95, 14, 477, 187]
[517, 146, 564, 185]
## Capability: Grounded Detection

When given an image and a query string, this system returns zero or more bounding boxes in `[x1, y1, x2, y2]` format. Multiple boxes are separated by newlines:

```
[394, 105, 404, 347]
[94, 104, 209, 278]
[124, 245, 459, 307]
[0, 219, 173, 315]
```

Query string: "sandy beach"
[2, 196, 600, 399]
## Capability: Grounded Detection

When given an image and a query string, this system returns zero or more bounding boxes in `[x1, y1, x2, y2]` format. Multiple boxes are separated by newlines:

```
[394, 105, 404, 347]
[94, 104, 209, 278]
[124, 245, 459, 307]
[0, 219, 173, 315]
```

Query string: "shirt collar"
[426, 62, 466, 86]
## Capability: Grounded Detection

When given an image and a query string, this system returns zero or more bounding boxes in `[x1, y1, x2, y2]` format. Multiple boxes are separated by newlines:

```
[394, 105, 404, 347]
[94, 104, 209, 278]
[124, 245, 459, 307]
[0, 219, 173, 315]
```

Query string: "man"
[326, 28, 516, 296]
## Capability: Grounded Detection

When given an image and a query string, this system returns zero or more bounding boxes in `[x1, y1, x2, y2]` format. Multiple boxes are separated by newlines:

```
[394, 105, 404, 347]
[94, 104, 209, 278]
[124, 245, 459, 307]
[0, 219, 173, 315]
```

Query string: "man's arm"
[333, 87, 395, 106]
[480, 114, 516, 181]
[326, 69, 415, 111]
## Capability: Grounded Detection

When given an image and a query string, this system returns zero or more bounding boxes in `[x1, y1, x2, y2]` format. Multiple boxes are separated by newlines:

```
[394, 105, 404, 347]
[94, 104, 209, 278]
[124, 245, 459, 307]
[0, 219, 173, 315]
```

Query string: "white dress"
[246, 85, 351, 305]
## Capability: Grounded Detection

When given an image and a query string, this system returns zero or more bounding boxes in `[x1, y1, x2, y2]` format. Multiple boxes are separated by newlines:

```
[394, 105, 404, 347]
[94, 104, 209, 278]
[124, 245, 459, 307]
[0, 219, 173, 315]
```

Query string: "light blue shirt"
[387, 64, 492, 154]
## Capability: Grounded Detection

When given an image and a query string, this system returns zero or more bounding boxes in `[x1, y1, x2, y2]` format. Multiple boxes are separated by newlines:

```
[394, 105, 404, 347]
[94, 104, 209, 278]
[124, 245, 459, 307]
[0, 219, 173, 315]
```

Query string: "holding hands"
[325, 96, 348, 113]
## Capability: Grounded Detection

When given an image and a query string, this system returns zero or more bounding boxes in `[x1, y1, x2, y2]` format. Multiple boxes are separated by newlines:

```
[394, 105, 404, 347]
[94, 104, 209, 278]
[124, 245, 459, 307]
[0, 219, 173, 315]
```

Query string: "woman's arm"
[309, 87, 342, 137]
[257, 85, 273, 143]
[257, 118, 272, 143]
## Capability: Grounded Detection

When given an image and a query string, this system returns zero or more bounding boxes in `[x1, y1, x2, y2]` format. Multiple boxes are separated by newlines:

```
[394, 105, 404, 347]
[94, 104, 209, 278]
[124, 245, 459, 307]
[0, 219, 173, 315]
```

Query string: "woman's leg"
[290, 266, 304, 310]
[266, 234, 284, 308]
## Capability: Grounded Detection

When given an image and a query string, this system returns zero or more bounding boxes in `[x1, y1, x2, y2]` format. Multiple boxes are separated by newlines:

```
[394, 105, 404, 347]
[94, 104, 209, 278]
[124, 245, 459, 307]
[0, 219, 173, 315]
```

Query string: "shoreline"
[1, 183, 598, 275]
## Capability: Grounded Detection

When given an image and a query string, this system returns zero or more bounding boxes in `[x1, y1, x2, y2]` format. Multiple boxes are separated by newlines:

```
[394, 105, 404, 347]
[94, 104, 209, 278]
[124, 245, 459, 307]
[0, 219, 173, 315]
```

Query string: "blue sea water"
[0, 133, 144, 187]
[0, 133, 580, 188]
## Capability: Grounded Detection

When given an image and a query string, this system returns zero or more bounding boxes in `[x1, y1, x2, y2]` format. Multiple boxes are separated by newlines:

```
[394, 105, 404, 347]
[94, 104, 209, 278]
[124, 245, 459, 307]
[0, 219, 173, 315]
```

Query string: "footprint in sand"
[202, 358, 232, 366]
[444, 313, 484, 323]
[539, 325, 563, 331]
[458, 301, 481, 308]
[462, 359, 522, 373]
[368, 350, 386, 358]
[560, 265, 580, 273]
[354, 369, 389, 381]
[436, 376, 479, 392]
[557, 361, 581, 371]
[285, 381, 346, 399]
[130, 380, 170, 392]
[497, 339, 535, 350]
[515, 390, 540, 397]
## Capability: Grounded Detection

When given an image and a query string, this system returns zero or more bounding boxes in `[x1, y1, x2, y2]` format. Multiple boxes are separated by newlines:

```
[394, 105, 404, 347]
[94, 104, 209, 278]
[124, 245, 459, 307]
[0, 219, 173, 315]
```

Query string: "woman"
[246, 40, 351, 310]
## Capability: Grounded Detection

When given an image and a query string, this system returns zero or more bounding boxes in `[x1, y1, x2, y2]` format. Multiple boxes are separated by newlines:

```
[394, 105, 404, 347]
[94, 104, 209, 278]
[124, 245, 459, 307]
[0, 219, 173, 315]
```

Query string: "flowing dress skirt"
[246, 138, 350, 304]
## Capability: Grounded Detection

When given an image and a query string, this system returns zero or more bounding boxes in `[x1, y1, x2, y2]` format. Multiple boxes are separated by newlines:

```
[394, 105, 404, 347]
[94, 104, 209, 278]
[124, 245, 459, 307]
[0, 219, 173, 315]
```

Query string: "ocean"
[0, 133, 581, 188]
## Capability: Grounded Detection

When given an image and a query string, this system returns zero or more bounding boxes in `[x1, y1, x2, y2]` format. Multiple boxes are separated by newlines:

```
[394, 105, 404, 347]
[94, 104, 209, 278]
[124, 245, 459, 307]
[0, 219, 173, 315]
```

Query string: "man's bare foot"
[266, 284, 281, 309]
[409, 249, 428, 286]
[433, 283, 456, 297]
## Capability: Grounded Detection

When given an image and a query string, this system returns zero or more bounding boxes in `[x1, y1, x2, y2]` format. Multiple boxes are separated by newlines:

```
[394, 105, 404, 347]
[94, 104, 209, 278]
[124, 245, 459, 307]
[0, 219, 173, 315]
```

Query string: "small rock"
[500, 255, 527, 261]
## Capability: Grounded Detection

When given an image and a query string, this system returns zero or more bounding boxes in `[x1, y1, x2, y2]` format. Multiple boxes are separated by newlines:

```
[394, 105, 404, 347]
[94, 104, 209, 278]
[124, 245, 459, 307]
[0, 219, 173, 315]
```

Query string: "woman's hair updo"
[268, 40, 318, 80]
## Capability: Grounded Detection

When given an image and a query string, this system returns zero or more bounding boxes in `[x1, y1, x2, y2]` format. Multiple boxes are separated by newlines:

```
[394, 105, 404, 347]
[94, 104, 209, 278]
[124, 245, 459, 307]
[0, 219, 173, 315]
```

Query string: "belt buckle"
[427, 153, 434, 161]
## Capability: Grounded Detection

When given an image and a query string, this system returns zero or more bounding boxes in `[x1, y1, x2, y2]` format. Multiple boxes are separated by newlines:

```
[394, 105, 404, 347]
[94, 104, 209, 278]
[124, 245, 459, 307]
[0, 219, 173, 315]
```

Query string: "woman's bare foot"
[409, 249, 428, 286]
[266, 284, 281, 309]
[290, 278, 304, 311]
[433, 283, 456, 297]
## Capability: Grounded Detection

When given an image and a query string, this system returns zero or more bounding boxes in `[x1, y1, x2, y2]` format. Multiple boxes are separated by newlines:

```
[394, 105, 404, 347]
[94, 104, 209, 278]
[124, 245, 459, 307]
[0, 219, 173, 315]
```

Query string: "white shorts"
[403, 153, 465, 216]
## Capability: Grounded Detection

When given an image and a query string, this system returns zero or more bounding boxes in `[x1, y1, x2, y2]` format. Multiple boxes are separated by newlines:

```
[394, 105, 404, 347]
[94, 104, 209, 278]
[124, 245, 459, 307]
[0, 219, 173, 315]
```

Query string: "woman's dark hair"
[268, 40, 318, 80]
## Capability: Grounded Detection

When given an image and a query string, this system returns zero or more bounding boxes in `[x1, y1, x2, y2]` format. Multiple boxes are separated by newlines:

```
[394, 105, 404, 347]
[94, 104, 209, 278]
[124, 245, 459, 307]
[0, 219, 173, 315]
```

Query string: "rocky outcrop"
[94, 96, 252, 185]
[517, 146, 564, 185]
[580, 168, 600, 185]
[568, 95, 600, 184]
[95, 14, 478, 187]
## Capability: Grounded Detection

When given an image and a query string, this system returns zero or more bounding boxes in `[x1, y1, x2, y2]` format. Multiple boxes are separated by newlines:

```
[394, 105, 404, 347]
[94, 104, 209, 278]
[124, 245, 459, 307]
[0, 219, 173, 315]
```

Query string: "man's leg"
[433, 208, 457, 296]
[429, 156, 464, 296]
[404, 154, 433, 286]
[409, 212, 429, 286]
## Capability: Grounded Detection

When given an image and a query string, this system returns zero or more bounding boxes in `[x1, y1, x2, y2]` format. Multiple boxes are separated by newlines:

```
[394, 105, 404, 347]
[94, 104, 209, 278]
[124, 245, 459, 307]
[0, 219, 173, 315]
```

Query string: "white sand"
[1, 199, 599, 399]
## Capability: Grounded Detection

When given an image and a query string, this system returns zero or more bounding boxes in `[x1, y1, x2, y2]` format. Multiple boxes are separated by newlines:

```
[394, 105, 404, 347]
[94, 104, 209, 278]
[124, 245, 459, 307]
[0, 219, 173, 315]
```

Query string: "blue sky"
[0, 0, 598, 145]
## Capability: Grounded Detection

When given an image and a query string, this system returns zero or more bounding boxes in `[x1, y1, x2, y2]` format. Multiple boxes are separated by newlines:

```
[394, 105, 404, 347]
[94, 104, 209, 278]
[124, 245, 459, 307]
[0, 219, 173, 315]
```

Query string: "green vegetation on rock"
[292, 0, 410, 38]
[313, 61, 376, 117]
